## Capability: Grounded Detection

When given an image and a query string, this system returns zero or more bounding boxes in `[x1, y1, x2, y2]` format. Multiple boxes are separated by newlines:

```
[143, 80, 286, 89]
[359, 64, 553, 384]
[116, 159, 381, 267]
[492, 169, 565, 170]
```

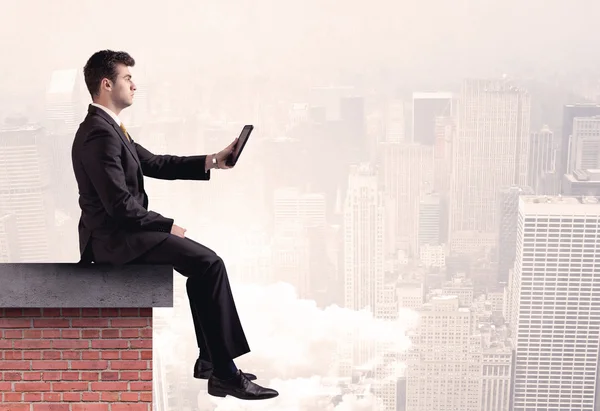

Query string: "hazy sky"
[1, 0, 599, 94]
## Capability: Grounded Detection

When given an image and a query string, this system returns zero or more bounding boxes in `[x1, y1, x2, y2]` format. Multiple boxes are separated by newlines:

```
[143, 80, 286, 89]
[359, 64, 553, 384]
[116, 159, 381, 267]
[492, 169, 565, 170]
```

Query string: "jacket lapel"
[88, 105, 141, 168]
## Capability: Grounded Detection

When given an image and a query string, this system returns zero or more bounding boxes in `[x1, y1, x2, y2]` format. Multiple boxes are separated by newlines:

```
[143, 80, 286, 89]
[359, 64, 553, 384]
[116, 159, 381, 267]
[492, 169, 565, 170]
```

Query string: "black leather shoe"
[207, 369, 279, 400]
[193, 358, 257, 381]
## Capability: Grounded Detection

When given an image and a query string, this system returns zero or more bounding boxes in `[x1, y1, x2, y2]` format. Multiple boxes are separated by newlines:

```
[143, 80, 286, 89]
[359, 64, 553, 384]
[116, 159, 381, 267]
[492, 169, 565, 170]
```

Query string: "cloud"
[183, 280, 418, 410]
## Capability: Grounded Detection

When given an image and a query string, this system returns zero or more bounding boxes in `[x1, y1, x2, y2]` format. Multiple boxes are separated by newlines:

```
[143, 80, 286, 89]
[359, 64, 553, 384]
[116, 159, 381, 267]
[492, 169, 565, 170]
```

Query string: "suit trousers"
[130, 235, 251, 365]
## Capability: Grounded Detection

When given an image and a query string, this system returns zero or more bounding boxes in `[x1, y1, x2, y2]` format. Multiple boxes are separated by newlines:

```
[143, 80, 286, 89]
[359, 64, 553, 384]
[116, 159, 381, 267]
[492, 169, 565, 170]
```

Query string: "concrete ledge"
[0, 263, 173, 308]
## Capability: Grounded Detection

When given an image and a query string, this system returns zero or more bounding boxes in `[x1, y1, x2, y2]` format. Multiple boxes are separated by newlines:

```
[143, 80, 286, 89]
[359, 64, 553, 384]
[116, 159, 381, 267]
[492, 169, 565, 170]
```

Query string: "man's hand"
[170, 224, 187, 238]
[214, 137, 239, 170]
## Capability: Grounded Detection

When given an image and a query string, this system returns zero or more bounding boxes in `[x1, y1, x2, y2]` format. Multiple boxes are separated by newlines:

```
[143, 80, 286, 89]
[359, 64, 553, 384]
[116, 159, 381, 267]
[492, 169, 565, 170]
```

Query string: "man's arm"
[134, 142, 215, 180]
[81, 128, 174, 233]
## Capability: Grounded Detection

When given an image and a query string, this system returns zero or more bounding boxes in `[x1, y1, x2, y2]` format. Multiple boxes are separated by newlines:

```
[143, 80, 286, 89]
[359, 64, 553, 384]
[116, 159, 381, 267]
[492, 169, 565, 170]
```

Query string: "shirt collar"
[91, 102, 122, 126]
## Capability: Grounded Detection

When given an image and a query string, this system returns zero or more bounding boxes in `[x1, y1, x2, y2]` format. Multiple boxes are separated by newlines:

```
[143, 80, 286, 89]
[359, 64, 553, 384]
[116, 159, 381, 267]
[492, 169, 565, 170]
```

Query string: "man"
[71, 49, 278, 400]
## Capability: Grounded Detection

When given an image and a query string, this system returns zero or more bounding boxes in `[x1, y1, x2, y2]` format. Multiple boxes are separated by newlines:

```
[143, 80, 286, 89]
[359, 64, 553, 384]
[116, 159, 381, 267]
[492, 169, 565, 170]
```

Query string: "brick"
[139, 329, 152, 338]
[140, 371, 152, 381]
[61, 330, 81, 339]
[23, 330, 43, 338]
[111, 319, 149, 328]
[61, 372, 79, 381]
[24, 392, 43, 402]
[22, 308, 42, 317]
[82, 351, 99, 360]
[0, 382, 13, 390]
[42, 392, 61, 401]
[0, 404, 29, 411]
[118, 308, 139, 316]
[62, 392, 81, 402]
[120, 392, 140, 401]
[40, 309, 61, 317]
[140, 350, 152, 361]
[13, 382, 52, 392]
[119, 372, 139, 381]
[71, 319, 109, 328]
[119, 329, 139, 338]
[0, 319, 31, 328]
[110, 361, 147, 370]
[4, 372, 22, 381]
[100, 329, 120, 339]
[100, 392, 119, 402]
[41, 330, 60, 339]
[100, 372, 119, 380]
[0, 361, 30, 370]
[91, 340, 128, 349]
[61, 308, 81, 317]
[32, 319, 70, 328]
[130, 340, 151, 349]
[23, 351, 42, 360]
[0, 341, 11, 350]
[120, 351, 139, 360]
[81, 392, 101, 402]
[130, 381, 152, 391]
[4, 330, 23, 339]
[52, 340, 89, 350]
[139, 308, 152, 317]
[63, 351, 81, 360]
[33, 404, 70, 411]
[82, 309, 101, 317]
[91, 381, 128, 391]
[52, 382, 89, 391]
[73, 405, 108, 411]
[3, 309, 24, 317]
[14, 340, 52, 350]
[40, 372, 61, 381]
[23, 372, 42, 381]
[100, 308, 119, 317]
[100, 351, 119, 360]
[4, 393, 23, 401]
[31, 361, 69, 370]
[4, 351, 23, 360]
[80, 372, 99, 381]
[70, 361, 108, 370]
[140, 392, 152, 402]
[112, 404, 149, 411]
[82, 330, 100, 339]
[42, 351, 61, 360]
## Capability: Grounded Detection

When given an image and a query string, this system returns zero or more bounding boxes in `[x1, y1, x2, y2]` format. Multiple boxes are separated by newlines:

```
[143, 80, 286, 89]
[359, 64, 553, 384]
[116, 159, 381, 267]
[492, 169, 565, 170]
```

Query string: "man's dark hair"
[83, 50, 135, 98]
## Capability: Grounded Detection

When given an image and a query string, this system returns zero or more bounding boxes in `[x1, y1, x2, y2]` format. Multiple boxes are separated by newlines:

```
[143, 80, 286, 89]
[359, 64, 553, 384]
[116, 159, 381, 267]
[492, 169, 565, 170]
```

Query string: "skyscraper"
[509, 195, 600, 411]
[450, 79, 531, 253]
[560, 104, 600, 177]
[412, 92, 453, 145]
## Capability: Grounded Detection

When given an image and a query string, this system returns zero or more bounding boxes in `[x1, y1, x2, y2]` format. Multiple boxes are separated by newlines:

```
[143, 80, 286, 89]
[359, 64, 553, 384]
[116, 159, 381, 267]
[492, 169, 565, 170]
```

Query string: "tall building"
[342, 163, 385, 373]
[273, 187, 326, 229]
[509, 195, 600, 411]
[450, 79, 531, 253]
[418, 192, 441, 251]
[563, 169, 600, 196]
[379, 142, 434, 255]
[0, 124, 55, 262]
[45, 68, 85, 135]
[412, 92, 453, 145]
[528, 125, 556, 194]
[497, 186, 534, 283]
[560, 104, 600, 177]
[567, 115, 600, 173]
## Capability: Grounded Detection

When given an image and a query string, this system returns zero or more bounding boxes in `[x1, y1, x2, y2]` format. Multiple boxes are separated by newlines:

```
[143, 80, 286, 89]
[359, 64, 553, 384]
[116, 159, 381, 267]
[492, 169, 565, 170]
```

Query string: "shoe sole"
[208, 388, 279, 400]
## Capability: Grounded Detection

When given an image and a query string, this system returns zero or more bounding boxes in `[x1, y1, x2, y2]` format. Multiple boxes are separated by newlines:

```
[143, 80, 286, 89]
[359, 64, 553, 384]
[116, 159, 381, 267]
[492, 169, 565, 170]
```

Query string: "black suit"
[72, 104, 250, 364]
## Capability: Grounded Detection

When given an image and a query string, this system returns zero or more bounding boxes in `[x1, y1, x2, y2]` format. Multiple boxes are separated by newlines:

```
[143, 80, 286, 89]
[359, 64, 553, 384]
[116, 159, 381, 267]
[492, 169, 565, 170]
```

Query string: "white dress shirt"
[91, 102, 122, 127]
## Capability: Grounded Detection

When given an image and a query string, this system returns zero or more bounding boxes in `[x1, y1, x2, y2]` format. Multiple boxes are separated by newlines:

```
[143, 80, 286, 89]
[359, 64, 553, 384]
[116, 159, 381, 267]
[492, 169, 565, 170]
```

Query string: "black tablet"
[226, 125, 254, 167]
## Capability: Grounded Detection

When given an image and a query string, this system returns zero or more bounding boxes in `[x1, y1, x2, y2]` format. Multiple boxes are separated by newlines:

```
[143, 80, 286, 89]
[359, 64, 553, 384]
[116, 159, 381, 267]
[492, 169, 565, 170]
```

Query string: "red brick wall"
[0, 308, 153, 411]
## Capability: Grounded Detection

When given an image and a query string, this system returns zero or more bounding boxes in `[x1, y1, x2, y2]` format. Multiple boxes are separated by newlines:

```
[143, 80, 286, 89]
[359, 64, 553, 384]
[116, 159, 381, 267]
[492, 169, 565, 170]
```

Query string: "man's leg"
[131, 235, 250, 374]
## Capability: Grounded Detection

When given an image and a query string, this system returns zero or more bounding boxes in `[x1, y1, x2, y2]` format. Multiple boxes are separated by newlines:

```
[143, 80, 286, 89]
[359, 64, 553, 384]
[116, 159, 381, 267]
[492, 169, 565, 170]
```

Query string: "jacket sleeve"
[81, 127, 174, 233]
[133, 142, 211, 181]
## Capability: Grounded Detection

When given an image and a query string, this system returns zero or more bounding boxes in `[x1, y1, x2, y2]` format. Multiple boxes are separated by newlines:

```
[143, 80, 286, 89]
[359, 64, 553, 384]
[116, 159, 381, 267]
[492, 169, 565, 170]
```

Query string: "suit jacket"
[71, 104, 210, 265]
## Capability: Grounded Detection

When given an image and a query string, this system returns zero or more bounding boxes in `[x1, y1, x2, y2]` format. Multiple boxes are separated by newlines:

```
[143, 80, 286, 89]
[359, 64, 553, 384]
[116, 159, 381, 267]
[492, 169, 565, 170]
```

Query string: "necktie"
[119, 123, 131, 142]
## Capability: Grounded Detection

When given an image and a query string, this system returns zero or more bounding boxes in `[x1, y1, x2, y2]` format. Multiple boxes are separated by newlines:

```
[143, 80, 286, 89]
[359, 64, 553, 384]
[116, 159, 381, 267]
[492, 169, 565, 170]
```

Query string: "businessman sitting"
[71, 49, 278, 400]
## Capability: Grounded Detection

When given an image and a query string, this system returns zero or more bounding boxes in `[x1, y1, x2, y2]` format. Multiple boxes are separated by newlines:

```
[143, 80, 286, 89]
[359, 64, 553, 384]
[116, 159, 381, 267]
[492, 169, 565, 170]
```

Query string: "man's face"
[104, 63, 136, 109]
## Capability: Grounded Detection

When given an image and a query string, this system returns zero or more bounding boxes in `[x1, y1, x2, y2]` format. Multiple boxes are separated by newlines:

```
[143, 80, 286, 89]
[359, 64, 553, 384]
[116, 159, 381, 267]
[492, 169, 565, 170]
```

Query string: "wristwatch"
[212, 155, 218, 169]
